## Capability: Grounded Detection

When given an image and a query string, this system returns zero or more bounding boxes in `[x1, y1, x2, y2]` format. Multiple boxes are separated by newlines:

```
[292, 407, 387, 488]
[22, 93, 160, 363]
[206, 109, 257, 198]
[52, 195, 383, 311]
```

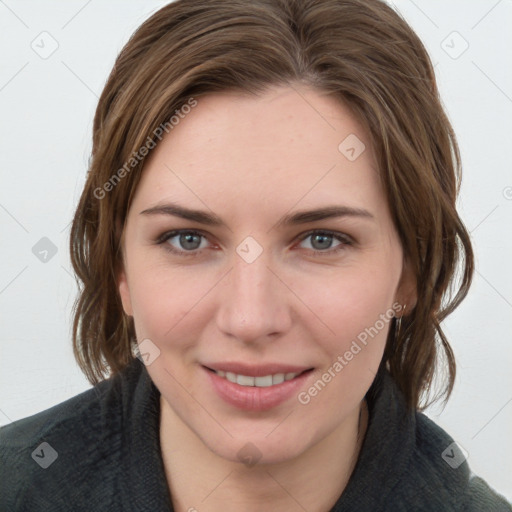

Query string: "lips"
[202, 362, 315, 411]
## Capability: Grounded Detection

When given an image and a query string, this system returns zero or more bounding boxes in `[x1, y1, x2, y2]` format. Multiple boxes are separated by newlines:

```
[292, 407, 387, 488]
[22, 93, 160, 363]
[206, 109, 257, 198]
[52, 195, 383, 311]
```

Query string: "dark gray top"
[1, 357, 510, 511]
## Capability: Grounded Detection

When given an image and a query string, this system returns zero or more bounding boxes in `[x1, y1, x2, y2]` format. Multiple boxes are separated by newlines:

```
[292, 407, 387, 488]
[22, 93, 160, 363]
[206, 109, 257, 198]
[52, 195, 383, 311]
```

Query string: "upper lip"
[203, 362, 313, 377]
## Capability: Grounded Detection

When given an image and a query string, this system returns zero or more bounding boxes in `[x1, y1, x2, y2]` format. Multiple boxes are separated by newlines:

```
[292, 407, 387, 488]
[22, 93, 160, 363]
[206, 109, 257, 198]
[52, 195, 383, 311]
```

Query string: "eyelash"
[155, 229, 354, 258]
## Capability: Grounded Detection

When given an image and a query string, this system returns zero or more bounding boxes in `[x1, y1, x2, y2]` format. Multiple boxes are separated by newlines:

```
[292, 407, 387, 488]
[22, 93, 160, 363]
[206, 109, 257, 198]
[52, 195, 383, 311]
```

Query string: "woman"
[1, 0, 510, 510]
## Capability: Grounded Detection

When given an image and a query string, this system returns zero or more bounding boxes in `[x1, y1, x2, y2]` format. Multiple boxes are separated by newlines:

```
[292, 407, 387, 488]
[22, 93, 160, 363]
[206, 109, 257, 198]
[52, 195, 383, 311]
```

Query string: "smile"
[203, 365, 315, 411]
[209, 369, 305, 387]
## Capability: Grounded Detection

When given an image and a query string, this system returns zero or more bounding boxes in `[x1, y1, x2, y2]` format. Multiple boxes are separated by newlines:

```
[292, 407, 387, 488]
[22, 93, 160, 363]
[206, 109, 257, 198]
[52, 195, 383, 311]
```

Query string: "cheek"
[294, 271, 397, 414]
[296, 263, 398, 359]
[127, 260, 216, 341]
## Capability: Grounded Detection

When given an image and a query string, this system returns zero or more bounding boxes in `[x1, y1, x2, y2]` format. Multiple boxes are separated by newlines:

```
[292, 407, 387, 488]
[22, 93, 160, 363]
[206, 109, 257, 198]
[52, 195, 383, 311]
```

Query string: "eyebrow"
[139, 202, 374, 228]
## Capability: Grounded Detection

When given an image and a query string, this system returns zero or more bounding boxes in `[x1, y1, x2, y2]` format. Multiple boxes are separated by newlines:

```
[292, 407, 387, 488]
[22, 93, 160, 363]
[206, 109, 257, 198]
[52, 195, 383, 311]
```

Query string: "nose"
[215, 251, 292, 344]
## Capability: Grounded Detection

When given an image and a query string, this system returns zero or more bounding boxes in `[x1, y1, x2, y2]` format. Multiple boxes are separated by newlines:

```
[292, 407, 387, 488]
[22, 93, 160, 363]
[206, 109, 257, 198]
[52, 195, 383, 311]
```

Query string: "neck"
[159, 396, 368, 512]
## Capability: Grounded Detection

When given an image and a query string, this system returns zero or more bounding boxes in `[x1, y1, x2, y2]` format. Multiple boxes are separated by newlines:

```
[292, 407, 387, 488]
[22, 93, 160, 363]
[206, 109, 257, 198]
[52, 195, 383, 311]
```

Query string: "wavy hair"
[70, 0, 473, 410]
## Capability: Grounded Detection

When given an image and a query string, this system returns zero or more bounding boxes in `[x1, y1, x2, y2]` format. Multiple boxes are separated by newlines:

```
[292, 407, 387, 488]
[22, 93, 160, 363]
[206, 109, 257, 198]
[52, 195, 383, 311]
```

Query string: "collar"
[331, 367, 416, 511]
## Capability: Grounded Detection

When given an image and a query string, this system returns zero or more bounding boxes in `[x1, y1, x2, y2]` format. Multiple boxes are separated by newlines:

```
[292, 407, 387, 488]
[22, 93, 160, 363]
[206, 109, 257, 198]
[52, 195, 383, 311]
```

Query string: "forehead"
[131, 85, 382, 219]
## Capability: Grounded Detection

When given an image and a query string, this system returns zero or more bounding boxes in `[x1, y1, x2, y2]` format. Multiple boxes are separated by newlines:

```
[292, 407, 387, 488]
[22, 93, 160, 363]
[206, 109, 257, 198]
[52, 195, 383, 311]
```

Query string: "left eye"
[297, 231, 348, 252]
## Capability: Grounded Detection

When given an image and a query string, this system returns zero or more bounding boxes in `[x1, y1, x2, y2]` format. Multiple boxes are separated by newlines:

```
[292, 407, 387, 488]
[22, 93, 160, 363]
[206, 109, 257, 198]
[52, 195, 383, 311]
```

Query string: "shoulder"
[358, 369, 511, 511]
[405, 411, 511, 511]
[0, 363, 134, 511]
[0, 374, 116, 447]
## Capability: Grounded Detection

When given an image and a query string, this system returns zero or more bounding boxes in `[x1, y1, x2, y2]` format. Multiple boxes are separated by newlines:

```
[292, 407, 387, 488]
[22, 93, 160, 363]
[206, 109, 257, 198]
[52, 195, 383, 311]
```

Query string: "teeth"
[272, 373, 285, 385]
[215, 370, 301, 387]
[237, 374, 255, 386]
[255, 375, 273, 387]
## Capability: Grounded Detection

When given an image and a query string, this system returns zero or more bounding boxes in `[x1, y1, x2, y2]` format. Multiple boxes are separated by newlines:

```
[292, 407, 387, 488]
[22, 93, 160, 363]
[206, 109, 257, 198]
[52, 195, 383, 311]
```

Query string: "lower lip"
[203, 366, 314, 411]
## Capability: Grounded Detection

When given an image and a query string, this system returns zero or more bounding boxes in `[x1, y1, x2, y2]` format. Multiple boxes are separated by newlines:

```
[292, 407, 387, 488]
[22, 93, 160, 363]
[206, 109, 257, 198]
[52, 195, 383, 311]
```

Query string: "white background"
[1, 0, 511, 502]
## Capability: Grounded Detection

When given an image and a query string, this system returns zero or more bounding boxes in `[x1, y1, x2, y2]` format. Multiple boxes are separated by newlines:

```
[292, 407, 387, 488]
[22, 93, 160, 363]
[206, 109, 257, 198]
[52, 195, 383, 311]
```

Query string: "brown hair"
[70, 0, 473, 410]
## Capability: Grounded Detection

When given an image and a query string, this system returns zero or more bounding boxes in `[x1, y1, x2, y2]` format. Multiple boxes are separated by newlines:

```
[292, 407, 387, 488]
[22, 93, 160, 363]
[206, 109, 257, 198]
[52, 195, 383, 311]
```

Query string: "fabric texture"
[1, 357, 510, 511]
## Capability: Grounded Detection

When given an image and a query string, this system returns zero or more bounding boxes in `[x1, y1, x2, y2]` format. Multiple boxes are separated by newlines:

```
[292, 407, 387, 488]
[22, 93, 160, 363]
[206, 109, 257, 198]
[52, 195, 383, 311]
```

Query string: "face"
[118, 85, 414, 465]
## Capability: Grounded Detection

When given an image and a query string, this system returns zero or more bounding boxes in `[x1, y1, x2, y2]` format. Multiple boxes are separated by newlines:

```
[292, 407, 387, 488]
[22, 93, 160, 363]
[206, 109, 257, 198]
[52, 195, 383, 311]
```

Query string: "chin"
[197, 423, 313, 467]
[223, 440, 304, 467]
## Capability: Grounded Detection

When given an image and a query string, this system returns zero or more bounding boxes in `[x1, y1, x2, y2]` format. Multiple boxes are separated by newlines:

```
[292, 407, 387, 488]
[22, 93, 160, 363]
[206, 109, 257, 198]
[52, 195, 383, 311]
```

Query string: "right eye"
[157, 230, 211, 256]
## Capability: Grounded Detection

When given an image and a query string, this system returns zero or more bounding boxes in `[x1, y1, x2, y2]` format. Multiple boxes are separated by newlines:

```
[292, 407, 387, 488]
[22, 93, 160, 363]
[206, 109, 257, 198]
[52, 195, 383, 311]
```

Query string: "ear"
[396, 257, 417, 316]
[116, 218, 133, 317]
[118, 266, 133, 317]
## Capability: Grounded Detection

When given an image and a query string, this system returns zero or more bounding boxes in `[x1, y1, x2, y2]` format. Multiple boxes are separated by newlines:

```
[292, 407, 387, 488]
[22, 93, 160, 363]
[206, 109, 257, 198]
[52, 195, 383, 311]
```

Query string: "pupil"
[180, 233, 200, 250]
[312, 234, 332, 250]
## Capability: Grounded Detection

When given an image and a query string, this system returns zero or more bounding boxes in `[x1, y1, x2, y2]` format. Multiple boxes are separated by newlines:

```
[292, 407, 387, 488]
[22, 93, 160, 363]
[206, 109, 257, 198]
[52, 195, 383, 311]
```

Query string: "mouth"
[202, 364, 315, 411]
[203, 366, 314, 388]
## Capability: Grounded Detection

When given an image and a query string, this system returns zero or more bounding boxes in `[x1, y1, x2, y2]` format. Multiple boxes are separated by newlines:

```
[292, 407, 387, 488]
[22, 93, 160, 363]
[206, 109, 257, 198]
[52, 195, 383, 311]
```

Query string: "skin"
[118, 84, 416, 512]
